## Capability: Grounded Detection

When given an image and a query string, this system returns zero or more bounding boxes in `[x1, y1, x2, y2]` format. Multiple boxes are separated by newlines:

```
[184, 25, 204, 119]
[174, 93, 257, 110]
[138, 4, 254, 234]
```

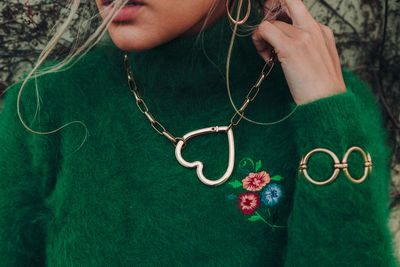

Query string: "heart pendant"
[175, 126, 235, 186]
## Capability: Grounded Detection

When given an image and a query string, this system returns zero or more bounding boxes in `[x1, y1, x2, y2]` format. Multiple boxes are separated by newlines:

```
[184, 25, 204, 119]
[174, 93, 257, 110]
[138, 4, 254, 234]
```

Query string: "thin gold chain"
[123, 52, 276, 147]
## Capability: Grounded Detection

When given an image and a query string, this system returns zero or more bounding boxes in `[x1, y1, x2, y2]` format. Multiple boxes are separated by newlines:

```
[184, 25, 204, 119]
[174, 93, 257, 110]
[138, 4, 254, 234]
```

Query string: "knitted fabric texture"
[0, 14, 398, 266]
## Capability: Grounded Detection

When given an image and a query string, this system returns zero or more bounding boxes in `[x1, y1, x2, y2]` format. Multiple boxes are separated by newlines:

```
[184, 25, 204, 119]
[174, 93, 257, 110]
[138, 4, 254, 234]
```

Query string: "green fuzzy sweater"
[0, 14, 398, 267]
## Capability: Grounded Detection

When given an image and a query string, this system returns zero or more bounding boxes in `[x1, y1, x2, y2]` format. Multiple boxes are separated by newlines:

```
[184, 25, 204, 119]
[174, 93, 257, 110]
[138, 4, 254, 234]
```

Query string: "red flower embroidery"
[242, 171, 271, 191]
[237, 192, 260, 215]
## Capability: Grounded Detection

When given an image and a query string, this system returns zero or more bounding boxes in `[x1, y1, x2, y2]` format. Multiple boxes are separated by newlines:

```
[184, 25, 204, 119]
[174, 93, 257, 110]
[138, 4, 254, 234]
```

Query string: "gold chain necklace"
[123, 51, 276, 186]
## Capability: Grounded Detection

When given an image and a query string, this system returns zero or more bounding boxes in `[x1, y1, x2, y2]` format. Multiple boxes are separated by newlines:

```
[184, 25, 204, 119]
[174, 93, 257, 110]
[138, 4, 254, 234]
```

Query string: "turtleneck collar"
[99, 8, 289, 117]
[125, 13, 234, 99]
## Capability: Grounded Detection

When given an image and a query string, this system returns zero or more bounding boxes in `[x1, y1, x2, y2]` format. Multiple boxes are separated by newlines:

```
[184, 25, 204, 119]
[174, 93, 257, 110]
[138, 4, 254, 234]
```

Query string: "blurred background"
[1, 0, 399, 260]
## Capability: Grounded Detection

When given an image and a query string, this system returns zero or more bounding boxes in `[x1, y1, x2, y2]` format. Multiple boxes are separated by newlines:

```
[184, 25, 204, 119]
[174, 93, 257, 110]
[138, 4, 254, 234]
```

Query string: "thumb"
[252, 30, 274, 62]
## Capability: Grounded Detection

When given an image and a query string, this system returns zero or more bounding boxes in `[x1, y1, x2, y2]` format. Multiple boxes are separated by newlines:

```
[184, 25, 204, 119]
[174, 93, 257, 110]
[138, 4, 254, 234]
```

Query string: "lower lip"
[105, 4, 143, 22]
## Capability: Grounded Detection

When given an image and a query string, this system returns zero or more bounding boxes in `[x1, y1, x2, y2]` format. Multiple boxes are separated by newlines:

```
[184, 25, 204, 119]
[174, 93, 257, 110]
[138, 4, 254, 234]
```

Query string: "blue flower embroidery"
[261, 184, 283, 206]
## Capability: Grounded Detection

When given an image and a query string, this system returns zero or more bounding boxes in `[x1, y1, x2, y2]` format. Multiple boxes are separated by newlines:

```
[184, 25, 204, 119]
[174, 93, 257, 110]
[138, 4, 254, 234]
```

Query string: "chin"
[106, 25, 176, 52]
[109, 36, 154, 51]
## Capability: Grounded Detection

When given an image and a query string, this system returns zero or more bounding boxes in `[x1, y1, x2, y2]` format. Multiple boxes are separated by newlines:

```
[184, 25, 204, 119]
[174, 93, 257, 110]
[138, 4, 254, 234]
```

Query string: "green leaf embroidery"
[251, 211, 287, 230]
[228, 180, 242, 188]
[239, 157, 255, 172]
[271, 175, 284, 181]
[248, 214, 262, 221]
[255, 160, 262, 172]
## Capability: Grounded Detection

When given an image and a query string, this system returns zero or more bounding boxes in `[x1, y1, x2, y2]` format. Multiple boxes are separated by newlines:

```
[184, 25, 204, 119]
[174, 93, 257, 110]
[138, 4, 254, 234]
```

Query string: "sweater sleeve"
[0, 82, 54, 266]
[284, 68, 399, 266]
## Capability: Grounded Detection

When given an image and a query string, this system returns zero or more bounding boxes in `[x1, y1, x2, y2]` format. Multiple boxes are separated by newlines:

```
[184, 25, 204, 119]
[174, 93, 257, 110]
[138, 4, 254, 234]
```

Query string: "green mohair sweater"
[0, 14, 398, 267]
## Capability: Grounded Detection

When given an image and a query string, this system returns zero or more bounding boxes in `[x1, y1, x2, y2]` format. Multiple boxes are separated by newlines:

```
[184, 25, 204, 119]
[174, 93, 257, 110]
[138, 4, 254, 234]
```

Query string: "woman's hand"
[252, 0, 347, 105]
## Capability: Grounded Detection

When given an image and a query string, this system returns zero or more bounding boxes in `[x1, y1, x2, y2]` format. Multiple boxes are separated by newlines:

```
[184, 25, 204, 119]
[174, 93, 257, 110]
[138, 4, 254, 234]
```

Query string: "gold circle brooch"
[298, 146, 373, 185]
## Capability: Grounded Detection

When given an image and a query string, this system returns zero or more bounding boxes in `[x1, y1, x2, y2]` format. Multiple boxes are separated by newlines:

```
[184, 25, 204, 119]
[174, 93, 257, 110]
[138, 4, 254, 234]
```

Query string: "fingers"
[252, 20, 292, 61]
[252, 0, 347, 102]
[253, 3, 342, 80]
[267, 20, 301, 39]
[252, 39, 274, 62]
[252, 19, 313, 60]
[263, 0, 288, 21]
[283, 0, 317, 29]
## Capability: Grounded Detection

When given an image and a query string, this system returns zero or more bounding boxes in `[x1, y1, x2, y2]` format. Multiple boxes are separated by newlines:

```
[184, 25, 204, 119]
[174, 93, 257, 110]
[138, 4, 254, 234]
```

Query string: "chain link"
[124, 51, 276, 146]
[227, 53, 276, 130]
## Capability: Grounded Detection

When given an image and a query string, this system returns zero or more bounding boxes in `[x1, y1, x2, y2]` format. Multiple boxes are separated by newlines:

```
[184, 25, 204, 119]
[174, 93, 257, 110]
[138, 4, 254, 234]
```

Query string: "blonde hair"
[12, 0, 130, 152]
[11, 0, 286, 152]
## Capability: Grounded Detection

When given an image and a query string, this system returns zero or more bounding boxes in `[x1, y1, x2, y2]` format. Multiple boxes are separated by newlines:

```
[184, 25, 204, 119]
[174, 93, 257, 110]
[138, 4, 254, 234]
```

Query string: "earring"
[226, 0, 251, 25]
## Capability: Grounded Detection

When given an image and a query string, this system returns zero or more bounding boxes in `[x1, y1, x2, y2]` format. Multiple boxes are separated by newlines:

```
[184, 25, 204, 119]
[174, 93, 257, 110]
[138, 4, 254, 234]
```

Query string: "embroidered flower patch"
[226, 157, 286, 231]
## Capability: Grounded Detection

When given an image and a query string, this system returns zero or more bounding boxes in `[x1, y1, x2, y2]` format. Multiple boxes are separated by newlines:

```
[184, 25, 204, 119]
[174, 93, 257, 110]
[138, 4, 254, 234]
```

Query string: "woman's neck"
[180, 1, 227, 37]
